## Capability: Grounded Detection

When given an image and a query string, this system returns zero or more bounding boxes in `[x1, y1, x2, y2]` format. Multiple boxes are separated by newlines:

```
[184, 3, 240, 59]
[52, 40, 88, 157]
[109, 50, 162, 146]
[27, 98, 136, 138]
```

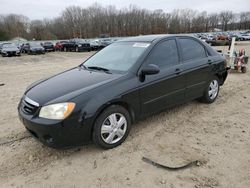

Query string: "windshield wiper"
[86, 66, 111, 74]
[80, 64, 88, 69]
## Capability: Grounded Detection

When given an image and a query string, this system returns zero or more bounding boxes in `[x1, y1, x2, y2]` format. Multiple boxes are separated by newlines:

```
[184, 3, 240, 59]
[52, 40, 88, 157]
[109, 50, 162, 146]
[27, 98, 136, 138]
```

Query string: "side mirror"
[141, 64, 160, 75]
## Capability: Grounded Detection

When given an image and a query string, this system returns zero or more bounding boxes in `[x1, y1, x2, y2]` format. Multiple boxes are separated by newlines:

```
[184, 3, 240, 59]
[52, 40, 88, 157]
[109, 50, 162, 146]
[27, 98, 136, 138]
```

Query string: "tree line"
[0, 3, 250, 41]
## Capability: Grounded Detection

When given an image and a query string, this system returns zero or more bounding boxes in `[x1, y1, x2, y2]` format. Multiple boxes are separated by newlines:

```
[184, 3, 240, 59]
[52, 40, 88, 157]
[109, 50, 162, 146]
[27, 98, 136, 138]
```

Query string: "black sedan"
[62, 39, 91, 52]
[27, 43, 45, 55]
[42, 42, 55, 52]
[18, 35, 228, 149]
[1, 43, 21, 57]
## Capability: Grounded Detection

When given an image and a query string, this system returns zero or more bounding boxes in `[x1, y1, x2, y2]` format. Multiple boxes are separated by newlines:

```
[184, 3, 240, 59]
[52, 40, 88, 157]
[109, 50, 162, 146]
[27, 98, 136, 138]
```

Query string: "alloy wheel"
[101, 113, 127, 144]
[208, 80, 219, 100]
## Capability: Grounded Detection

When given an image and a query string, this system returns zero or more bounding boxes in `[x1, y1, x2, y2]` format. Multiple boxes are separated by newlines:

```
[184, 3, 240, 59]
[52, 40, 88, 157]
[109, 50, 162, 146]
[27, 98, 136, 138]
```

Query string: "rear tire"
[199, 76, 220, 104]
[93, 105, 131, 149]
[241, 67, 247, 73]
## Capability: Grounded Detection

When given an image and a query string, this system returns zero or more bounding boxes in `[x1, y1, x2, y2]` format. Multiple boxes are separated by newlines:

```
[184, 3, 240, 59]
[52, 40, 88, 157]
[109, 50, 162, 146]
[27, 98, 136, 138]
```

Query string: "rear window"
[179, 38, 206, 61]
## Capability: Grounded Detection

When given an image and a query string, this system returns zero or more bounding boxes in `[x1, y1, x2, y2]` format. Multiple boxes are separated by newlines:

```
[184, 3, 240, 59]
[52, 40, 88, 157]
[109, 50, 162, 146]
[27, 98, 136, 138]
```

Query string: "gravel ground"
[0, 44, 250, 188]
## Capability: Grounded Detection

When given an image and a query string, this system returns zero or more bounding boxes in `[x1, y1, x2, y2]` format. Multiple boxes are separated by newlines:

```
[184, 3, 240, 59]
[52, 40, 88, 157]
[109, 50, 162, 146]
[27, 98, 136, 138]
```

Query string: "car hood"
[25, 67, 122, 105]
[3, 47, 19, 51]
[31, 47, 44, 50]
[78, 42, 89, 45]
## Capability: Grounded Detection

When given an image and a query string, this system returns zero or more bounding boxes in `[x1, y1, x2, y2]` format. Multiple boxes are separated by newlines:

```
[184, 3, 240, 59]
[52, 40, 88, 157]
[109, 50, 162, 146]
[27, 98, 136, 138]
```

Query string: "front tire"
[241, 67, 247, 73]
[93, 105, 131, 149]
[200, 76, 220, 103]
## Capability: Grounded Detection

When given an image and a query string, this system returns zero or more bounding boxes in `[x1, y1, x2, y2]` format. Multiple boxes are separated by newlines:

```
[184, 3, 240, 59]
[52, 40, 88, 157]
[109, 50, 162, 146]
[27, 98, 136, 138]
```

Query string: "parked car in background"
[89, 40, 101, 51]
[22, 42, 45, 55]
[18, 35, 228, 149]
[199, 37, 207, 42]
[42, 42, 55, 52]
[0, 43, 4, 54]
[54, 41, 68, 51]
[20, 43, 30, 53]
[1, 43, 21, 57]
[239, 34, 250, 41]
[216, 35, 229, 40]
[61, 39, 91, 52]
[99, 38, 112, 49]
[228, 34, 240, 41]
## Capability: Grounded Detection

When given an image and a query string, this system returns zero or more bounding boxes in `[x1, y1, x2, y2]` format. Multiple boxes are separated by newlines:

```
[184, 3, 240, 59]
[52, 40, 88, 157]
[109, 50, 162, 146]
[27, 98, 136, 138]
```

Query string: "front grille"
[21, 96, 39, 115]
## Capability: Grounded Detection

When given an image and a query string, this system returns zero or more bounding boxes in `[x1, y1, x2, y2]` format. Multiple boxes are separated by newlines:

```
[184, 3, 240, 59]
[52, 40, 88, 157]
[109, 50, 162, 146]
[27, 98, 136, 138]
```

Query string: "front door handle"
[208, 59, 212, 65]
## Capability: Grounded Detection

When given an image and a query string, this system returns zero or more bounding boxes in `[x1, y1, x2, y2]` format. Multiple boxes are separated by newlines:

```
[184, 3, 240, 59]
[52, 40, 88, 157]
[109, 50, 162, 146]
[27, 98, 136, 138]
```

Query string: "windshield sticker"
[133, 43, 150, 48]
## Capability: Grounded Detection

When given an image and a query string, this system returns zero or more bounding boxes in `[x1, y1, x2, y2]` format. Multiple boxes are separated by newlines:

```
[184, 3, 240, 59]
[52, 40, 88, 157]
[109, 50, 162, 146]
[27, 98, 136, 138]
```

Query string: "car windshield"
[3, 43, 16, 48]
[102, 39, 111, 42]
[83, 39, 89, 43]
[73, 39, 86, 43]
[83, 42, 150, 73]
[60, 41, 68, 44]
[91, 41, 99, 45]
[30, 43, 42, 47]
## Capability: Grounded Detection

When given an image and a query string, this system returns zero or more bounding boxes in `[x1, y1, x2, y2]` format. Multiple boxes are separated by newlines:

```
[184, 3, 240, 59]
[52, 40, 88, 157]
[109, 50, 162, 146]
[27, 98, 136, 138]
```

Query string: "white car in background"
[239, 34, 250, 40]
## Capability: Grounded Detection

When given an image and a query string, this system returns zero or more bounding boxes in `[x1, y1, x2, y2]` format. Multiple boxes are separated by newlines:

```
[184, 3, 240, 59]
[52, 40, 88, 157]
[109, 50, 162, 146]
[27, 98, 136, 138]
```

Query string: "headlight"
[78, 44, 82, 47]
[39, 102, 75, 120]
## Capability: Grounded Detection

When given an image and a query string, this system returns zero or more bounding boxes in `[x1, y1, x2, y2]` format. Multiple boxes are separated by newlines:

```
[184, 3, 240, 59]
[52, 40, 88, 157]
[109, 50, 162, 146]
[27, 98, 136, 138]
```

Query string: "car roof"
[119, 35, 168, 42]
[2, 43, 13, 46]
[119, 34, 196, 42]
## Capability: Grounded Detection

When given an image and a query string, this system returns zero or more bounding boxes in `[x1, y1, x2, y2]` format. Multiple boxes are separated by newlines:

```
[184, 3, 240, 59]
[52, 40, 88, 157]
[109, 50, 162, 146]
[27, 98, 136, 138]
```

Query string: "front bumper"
[29, 50, 45, 55]
[18, 105, 94, 148]
[44, 47, 54, 51]
[78, 46, 91, 51]
[2, 51, 21, 56]
[91, 46, 100, 50]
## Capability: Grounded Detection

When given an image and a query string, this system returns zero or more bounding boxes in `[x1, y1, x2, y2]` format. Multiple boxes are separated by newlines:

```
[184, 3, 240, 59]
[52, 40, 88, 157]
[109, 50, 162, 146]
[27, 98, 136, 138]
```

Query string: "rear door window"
[179, 38, 207, 61]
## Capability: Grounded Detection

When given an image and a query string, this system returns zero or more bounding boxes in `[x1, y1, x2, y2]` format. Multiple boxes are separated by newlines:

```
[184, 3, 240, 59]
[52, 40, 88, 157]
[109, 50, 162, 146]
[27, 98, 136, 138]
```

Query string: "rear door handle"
[175, 68, 182, 75]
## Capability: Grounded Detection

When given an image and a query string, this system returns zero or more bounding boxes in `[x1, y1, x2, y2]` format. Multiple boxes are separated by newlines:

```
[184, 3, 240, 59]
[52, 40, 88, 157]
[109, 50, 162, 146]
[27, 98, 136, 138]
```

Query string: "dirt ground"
[0, 43, 250, 188]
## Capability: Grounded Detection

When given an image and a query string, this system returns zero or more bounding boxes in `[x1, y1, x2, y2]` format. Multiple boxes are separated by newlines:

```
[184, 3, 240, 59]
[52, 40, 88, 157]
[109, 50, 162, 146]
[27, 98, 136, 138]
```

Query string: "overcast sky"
[1, 0, 249, 20]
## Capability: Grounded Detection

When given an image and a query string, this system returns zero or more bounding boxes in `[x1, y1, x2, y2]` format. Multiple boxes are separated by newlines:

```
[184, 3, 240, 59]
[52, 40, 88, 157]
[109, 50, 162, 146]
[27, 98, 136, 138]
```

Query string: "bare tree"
[220, 11, 234, 31]
[208, 13, 219, 31]
[0, 4, 250, 41]
[239, 12, 250, 30]
[1, 14, 29, 39]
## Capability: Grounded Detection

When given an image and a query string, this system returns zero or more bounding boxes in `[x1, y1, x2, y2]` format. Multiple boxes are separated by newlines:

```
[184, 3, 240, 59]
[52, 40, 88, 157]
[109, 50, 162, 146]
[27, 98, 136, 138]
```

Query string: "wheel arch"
[215, 71, 228, 86]
[90, 101, 136, 138]
[95, 101, 135, 124]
